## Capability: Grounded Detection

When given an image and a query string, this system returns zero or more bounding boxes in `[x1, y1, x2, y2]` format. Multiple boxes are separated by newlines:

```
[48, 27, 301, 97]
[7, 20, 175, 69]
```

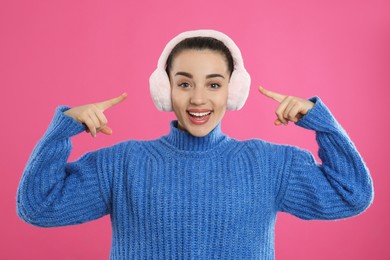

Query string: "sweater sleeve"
[16, 106, 113, 227]
[277, 97, 374, 220]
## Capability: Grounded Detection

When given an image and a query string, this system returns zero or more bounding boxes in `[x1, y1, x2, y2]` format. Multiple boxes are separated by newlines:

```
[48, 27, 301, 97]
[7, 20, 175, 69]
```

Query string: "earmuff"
[149, 29, 251, 111]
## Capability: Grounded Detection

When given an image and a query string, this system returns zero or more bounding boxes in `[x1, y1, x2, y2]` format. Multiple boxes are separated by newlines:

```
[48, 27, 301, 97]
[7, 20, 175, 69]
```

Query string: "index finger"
[96, 92, 128, 111]
[258, 86, 286, 103]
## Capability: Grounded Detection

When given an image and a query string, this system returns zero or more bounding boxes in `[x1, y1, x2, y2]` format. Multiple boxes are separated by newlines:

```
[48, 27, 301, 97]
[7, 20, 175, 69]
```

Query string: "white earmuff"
[149, 29, 251, 111]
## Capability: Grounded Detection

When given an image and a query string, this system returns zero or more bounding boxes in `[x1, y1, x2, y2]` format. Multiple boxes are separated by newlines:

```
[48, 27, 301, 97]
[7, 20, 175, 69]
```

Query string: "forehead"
[170, 49, 229, 74]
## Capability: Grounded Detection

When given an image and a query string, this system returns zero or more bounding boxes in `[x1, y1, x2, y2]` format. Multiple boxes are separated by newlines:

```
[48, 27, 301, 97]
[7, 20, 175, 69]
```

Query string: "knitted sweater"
[16, 97, 373, 259]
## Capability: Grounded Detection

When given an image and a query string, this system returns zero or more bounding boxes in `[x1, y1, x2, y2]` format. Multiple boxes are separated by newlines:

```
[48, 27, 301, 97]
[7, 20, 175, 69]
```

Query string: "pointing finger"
[96, 92, 128, 111]
[258, 86, 286, 103]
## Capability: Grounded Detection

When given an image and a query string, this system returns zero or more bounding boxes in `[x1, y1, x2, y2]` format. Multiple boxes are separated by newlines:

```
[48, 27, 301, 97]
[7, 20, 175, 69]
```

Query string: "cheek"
[216, 89, 229, 108]
[171, 89, 185, 113]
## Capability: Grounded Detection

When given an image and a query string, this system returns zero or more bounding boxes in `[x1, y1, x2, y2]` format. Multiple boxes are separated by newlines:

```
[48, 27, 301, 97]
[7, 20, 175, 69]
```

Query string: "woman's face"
[169, 49, 230, 137]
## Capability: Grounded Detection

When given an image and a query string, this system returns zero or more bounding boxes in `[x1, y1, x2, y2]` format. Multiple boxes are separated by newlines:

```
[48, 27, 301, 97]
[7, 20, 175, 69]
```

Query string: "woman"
[16, 29, 373, 259]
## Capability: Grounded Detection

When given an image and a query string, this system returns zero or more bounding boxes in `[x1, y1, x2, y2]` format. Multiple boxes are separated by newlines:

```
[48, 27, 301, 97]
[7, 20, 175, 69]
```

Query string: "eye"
[210, 83, 221, 89]
[178, 82, 190, 88]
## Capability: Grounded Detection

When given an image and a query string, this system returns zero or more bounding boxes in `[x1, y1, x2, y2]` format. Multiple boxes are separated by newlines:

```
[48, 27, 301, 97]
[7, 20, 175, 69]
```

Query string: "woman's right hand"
[63, 92, 128, 138]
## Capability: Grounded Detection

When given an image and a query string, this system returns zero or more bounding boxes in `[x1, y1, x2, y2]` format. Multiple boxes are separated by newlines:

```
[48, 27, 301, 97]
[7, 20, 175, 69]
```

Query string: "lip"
[187, 108, 212, 112]
[186, 109, 212, 125]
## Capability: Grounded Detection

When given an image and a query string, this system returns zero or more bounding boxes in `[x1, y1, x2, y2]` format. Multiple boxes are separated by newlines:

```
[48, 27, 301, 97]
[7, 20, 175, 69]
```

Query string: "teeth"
[189, 111, 211, 117]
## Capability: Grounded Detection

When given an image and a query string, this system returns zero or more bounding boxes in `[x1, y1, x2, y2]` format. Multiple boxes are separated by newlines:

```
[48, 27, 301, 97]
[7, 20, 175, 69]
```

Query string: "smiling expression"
[169, 49, 230, 137]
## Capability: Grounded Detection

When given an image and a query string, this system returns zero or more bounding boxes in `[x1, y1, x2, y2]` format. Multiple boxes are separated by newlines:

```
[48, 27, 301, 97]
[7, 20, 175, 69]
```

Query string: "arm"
[277, 97, 374, 220]
[16, 106, 114, 227]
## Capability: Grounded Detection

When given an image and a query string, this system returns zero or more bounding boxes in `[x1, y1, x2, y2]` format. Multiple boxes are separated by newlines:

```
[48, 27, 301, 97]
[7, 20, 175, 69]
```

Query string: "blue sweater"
[16, 97, 373, 259]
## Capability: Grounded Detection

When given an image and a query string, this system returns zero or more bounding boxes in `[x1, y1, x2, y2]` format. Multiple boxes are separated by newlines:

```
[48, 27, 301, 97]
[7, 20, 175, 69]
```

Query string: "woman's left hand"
[258, 86, 314, 126]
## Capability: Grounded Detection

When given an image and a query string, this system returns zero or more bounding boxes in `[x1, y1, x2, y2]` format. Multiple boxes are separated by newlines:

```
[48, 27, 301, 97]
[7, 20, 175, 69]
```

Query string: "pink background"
[1, 0, 389, 259]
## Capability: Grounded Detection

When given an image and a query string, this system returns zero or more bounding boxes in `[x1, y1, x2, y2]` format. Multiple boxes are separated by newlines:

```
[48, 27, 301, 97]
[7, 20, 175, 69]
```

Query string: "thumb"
[100, 126, 113, 135]
[274, 119, 284, 126]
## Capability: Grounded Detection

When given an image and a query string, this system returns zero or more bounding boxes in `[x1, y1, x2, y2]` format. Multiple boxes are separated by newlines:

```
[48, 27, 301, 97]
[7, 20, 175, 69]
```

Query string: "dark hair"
[165, 37, 234, 79]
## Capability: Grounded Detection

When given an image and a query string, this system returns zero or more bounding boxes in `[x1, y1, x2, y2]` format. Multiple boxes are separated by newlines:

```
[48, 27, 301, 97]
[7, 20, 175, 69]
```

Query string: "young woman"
[17, 29, 373, 259]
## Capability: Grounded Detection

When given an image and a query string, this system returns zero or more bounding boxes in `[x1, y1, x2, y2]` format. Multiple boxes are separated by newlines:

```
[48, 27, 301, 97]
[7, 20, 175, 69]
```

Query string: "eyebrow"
[174, 71, 225, 79]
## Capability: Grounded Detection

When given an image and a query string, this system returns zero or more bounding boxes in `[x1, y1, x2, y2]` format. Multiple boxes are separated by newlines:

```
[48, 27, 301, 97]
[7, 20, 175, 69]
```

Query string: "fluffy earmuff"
[149, 29, 251, 111]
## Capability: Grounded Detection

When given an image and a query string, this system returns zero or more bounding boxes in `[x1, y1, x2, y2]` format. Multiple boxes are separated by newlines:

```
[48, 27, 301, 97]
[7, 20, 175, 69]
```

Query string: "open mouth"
[187, 110, 212, 124]
[188, 111, 211, 117]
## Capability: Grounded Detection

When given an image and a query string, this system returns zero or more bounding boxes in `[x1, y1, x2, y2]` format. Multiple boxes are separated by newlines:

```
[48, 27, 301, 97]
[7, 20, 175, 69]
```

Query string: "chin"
[177, 110, 222, 137]
[188, 128, 212, 137]
[187, 121, 218, 137]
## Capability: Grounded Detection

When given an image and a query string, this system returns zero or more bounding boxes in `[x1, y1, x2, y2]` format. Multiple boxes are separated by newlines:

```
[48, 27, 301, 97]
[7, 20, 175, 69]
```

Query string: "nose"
[190, 87, 207, 105]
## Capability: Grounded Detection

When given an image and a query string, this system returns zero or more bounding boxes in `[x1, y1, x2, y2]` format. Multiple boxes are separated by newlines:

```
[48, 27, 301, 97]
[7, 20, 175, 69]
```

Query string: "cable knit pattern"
[16, 97, 373, 259]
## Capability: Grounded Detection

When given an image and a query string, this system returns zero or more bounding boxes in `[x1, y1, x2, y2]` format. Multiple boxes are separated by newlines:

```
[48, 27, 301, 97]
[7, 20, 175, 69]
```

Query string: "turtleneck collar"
[161, 120, 228, 152]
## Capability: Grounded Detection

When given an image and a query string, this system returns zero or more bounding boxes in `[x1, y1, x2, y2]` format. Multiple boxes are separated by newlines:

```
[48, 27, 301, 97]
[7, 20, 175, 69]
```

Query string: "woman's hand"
[258, 86, 314, 126]
[63, 92, 128, 137]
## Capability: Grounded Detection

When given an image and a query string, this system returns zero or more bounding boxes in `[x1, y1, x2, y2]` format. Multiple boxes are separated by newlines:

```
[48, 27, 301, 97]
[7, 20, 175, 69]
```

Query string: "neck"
[161, 120, 228, 152]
